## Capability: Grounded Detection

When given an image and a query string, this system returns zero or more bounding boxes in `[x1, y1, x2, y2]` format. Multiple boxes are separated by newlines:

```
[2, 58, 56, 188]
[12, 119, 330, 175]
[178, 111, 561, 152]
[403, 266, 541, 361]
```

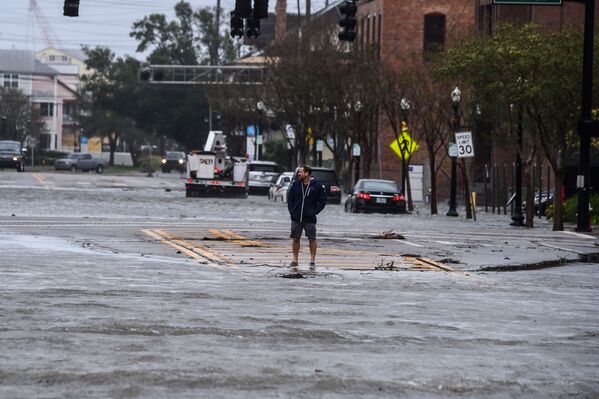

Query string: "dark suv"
[291, 167, 341, 204]
[0, 141, 25, 172]
[161, 151, 187, 173]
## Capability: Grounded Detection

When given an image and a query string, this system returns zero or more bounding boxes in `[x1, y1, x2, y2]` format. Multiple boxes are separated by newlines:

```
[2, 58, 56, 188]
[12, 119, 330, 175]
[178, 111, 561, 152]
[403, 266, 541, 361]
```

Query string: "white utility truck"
[185, 131, 249, 198]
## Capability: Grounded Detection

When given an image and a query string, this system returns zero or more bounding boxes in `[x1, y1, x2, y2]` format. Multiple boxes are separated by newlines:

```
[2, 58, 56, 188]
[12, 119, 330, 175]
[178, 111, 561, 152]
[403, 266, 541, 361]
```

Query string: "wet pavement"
[1, 171, 598, 398]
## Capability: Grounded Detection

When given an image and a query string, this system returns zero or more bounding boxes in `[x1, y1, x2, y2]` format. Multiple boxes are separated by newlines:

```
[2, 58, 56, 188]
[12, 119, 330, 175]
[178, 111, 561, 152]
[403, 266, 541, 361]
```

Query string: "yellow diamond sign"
[390, 130, 419, 159]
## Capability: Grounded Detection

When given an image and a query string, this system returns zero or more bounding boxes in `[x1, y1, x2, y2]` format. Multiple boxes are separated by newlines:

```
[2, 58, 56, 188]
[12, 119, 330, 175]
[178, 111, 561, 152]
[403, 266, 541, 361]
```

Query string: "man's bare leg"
[292, 238, 300, 264]
[309, 239, 317, 263]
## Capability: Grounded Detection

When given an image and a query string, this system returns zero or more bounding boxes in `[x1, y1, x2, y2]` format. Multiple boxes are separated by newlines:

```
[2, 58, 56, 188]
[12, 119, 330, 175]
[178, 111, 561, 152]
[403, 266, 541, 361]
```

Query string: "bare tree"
[397, 61, 452, 215]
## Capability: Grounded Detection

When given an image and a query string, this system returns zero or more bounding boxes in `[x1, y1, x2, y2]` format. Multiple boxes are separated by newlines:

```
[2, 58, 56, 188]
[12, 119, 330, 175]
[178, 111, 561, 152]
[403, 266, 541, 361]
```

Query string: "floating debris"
[372, 230, 405, 239]
[374, 260, 399, 271]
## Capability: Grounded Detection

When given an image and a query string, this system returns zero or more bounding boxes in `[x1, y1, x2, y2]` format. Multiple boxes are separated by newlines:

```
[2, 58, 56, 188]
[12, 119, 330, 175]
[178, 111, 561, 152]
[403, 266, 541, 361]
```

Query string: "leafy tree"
[437, 24, 599, 230]
[394, 60, 453, 215]
[130, 1, 237, 65]
[264, 25, 376, 180]
[81, 46, 145, 165]
[0, 87, 47, 145]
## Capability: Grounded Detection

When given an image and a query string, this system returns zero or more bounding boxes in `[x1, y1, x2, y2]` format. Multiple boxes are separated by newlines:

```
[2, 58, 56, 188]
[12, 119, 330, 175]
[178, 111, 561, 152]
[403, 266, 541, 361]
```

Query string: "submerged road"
[1, 171, 598, 398]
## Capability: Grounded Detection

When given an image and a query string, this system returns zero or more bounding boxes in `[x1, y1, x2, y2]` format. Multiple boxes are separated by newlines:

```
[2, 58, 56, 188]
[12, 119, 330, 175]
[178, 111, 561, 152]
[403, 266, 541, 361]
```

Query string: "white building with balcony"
[0, 49, 81, 151]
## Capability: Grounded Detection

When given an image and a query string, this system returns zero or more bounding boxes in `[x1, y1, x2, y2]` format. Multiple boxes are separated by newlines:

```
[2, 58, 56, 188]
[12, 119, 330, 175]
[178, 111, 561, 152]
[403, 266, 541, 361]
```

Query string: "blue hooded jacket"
[287, 178, 327, 223]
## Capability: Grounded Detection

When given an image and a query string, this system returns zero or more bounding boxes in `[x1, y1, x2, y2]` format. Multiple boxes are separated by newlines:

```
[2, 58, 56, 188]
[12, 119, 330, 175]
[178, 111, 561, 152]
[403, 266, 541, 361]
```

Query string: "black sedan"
[344, 179, 407, 214]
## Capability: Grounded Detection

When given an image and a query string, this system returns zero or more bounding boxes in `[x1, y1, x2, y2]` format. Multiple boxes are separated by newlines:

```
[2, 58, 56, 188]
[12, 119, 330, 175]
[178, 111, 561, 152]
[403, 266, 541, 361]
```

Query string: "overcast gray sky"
[0, 0, 330, 59]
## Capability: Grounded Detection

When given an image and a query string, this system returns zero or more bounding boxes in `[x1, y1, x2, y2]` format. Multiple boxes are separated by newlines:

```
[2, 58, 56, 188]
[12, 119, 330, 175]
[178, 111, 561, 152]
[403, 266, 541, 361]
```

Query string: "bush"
[546, 193, 599, 224]
[37, 150, 69, 166]
[138, 155, 162, 174]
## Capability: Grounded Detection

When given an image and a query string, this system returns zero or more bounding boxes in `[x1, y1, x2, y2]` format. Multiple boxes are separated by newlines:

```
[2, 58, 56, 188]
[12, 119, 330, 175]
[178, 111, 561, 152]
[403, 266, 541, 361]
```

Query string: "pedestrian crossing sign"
[390, 130, 419, 159]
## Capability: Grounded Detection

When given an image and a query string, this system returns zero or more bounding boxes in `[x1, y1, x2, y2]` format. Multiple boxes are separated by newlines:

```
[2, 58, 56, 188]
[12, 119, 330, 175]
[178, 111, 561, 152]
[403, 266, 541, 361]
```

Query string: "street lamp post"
[447, 87, 460, 217]
[256, 101, 266, 161]
[400, 97, 410, 196]
[511, 78, 525, 226]
[0, 115, 6, 138]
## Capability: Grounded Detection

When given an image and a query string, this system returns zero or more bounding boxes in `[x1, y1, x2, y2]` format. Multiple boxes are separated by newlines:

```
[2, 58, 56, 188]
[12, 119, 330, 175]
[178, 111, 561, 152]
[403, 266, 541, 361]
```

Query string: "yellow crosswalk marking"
[143, 228, 455, 273]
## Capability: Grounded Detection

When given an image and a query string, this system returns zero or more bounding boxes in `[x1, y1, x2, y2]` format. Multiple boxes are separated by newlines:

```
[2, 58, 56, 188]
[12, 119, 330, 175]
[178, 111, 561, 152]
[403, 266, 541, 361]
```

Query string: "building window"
[424, 13, 446, 54]
[40, 102, 54, 117]
[49, 55, 56, 61]
[3, 73, 18, 88]
[62, 55, 68, 62]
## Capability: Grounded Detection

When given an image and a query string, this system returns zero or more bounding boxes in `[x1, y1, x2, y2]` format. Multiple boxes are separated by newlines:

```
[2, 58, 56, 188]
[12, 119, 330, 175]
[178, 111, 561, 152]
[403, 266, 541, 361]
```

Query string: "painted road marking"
[32, 173, 51, 189]
[156, 229, 233, 265]
[537, 242, 588, 255]
[175, 228, 454, 272]
[401, 241, 424, 247]
[141, 229, 235, 269]
[561, 231, 595, 240]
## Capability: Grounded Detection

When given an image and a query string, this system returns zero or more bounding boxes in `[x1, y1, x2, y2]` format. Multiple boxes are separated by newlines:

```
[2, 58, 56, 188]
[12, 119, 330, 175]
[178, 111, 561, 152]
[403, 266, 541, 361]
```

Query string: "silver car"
[54, 153, 108, 173]
[248, 161, 281, 195]
[54, 153, 86, 171]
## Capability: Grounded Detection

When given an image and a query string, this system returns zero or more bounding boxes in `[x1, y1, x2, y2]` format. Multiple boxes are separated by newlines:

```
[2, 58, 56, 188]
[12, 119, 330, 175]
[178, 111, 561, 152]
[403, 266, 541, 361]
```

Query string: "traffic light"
[246, 17, 261, 39]
[253, 0, 269, 19]
[152, 69, 164, 82]
[138, 67, 164, 82]
[338, 0, 357, 42]
[234, 0, 252, 18]
[139, 68, 151, 81]
[230, 11, 244, 38]
[63, 0, 79, 17]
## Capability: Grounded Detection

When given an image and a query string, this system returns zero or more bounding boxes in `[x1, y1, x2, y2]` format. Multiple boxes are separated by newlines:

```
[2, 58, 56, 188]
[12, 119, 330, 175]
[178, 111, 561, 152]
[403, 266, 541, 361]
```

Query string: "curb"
[475, 251, 599, 272]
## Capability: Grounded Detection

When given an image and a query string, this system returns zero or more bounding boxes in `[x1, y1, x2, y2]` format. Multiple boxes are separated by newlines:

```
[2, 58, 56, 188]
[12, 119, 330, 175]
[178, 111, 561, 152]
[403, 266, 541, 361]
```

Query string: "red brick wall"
[370, 0, 476, 186]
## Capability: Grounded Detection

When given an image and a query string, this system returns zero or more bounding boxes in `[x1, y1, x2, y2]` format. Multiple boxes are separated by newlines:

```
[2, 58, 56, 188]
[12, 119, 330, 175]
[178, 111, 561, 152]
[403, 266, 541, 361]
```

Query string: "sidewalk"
[379, 203, 599, 272]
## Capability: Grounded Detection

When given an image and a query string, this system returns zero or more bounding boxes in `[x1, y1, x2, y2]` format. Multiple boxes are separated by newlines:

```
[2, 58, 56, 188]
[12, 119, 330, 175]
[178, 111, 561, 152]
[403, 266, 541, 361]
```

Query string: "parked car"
[54, 153, 87, 171]
[161, 151, 187, 173]
[523, 190, 554, 216]
[55, 152, 107, 173]
[291, 167, 342, 204]
[0, 140, 25, 172]
[268, 172, 293, 202]
[248, 160, 281, 194]
[344, 179, 407, 214]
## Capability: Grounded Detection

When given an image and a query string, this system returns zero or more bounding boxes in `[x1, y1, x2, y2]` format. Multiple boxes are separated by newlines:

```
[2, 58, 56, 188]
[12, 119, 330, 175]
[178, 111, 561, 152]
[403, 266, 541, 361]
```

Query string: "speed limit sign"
[455, 131, 474, 158]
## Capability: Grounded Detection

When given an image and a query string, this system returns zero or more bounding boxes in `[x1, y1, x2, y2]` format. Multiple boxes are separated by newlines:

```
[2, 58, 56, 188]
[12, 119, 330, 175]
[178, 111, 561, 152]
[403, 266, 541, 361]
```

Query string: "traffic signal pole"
[573, 0, 596, 232]
[338, 1, 357, 42]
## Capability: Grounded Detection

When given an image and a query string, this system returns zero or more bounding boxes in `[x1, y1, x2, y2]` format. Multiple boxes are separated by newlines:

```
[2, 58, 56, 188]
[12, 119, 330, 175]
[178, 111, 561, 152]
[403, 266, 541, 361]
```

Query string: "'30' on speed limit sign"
[455, 131, 474, 158]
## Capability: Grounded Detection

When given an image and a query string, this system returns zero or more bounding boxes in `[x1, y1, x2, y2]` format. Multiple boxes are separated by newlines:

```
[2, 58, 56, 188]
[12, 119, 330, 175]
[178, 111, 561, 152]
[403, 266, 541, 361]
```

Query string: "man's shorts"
[290, 221, 317, 240]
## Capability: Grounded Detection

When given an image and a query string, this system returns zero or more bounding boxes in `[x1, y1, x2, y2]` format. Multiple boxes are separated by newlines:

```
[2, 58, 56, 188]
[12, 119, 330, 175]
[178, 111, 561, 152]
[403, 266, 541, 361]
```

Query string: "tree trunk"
[275, 0, 287, 44]
[406, 164, 413, 211]
[460, 158, 472, 219]
[525, 165, 534, 227]
[108, 133, 118, 166]
[401, 158, 407, 195]
[552, 170, 564, 231]
[429, 152, 438, 215]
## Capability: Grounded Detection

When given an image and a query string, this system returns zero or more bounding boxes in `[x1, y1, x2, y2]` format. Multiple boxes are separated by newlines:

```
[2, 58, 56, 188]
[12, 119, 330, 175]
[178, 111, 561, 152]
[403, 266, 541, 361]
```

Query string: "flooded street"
[1, 172, 598, 398]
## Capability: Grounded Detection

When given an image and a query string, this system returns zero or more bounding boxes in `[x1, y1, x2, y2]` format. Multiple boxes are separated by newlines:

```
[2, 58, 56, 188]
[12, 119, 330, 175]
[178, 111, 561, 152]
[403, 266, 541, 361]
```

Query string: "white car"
[268, 172, 293, 202]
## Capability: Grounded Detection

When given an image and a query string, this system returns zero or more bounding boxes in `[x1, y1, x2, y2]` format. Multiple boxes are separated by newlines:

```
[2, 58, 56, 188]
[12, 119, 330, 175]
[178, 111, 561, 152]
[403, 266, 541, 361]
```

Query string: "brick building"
[356, 0, 476, 202]
[354, 0, 597, 203]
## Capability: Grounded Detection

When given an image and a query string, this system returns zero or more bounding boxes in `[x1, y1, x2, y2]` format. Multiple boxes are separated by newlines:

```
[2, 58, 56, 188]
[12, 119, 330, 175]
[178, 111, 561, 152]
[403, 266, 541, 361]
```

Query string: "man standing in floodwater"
[287, 164, 327, 271]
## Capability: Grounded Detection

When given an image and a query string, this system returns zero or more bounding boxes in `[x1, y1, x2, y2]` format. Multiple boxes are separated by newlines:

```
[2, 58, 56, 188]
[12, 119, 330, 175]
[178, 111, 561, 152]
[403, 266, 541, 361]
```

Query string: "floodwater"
[1, 172, 598, 398]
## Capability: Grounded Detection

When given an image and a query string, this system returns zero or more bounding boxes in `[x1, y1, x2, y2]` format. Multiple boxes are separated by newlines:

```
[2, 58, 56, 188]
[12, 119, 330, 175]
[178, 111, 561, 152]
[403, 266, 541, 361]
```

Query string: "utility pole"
[511, 78, 525, 226]
[213, 0, 221, 65]
[573, 0, 597, 232]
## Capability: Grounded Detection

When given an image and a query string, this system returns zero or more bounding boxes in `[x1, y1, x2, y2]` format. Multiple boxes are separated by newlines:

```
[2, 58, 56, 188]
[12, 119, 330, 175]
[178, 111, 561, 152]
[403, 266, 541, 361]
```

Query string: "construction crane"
[28, 0, 59, 48]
